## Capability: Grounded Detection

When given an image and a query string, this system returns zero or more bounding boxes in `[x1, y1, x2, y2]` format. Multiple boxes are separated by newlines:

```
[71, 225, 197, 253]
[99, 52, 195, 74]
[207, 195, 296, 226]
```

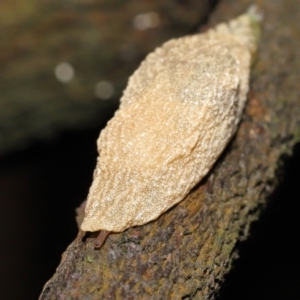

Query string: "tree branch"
[39, 0, 300, 299]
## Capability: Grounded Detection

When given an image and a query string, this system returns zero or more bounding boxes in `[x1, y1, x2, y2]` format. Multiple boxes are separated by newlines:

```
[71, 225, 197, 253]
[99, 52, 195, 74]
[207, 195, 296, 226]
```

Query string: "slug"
[81, 7, 261, 248]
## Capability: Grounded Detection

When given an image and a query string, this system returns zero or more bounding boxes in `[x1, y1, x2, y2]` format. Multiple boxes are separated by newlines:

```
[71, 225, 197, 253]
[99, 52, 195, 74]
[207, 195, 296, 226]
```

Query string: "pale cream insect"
[81, 7, 261, 248]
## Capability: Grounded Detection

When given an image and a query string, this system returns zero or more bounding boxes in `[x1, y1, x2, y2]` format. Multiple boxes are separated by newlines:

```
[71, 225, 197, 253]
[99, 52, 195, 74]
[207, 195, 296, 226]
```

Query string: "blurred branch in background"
[0, 0, 217, 154]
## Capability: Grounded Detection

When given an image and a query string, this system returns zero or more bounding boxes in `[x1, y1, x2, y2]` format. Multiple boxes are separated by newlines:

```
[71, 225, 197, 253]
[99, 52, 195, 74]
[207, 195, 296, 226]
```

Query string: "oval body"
[81, 11, 259, 233]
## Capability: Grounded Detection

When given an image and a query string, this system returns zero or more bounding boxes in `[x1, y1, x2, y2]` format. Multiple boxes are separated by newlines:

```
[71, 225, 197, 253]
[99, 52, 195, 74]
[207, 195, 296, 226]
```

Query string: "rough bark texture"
[39, 0, 300, 299]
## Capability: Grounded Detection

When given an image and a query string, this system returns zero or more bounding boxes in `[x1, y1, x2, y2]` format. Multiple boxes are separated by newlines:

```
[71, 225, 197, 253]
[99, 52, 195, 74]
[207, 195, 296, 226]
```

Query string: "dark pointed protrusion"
[94, 230, 110, 249]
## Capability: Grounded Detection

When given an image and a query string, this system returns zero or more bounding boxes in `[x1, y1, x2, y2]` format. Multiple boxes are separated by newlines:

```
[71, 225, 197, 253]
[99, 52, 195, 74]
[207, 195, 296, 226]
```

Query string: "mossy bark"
[39, 0, 300, 299]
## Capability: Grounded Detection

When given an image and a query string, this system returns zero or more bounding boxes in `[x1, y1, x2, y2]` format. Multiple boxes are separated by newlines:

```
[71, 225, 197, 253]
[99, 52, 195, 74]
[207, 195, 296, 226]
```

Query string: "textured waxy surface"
[81, 13, 258, 232]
